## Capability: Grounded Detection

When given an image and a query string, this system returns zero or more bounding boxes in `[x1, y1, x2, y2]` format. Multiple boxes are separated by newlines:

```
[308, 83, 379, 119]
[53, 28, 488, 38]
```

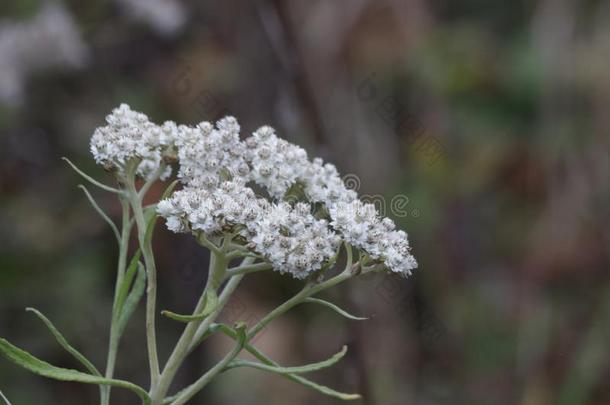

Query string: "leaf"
[116, 263, 146, 337]
[25, 308, 101, 377]
[210, 323, 360, 401]
[78, 185, 121, 243]
[115, 250, 142, 315]
[161, 290, 218, 323]
[62, 157, 121, 194]
[0, 338, 150, 404]
[302, 298, 367, 321]
[227, 345, 348, 374]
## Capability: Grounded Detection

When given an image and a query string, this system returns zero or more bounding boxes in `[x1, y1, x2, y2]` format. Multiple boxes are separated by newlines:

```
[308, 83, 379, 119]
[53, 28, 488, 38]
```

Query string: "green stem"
[125, 164, 161, 393]
[225, 262, 272, 276]
[169, 332, 246, 405]
[187, 265, 251, 353]
[166, 262, 357, 404]
[152, 250, 227, 404]
[247, 265, 357, 341]
[101, 196, 131, 405]
[139, 165, 168, 200]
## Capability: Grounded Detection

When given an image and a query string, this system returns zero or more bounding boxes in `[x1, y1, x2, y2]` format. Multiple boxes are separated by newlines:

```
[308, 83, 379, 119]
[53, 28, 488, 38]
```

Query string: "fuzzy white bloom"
[250, 202, 340, 279]
[91, 104, 417, 277]
[90, 104, 172, 180]
[244, 126, 309, 198]
[157, 181, 339, 278]
[329, 201, 417, 275]
[176, 117, 249, 188]
[156, 180, 265, 235]
[300, 158, 358, 205]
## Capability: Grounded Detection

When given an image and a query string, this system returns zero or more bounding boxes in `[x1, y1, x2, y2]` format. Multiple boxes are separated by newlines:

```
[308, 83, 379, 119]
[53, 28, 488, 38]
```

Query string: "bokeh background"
[1, 0, 610, 404]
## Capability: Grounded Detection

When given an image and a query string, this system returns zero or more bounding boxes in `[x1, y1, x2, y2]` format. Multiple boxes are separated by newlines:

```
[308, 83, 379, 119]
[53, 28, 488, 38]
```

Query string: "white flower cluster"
[90, 104, 417, 277]
[250, 202, 340, 279]
[300, 158, 358, 205]
[90, 104, 173, 180]
[244, 126, 309, 198]
[175, 117, 249, 189]
[156, 181, 339, 278]
[156, 180, 264, 235]
[329, 201, 418, 276]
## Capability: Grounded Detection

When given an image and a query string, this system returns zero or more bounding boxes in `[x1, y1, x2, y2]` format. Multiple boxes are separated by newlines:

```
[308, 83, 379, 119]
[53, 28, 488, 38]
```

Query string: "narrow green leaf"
[303, 298, 367, 321]
[228, 345, 348, 374]
[272, 366, 361, 401]
[210, 323, 360, 401]
[161, 290, 218, 323]
[116, 263, 146, 337]
[0, 338, 150, 404]
[62, 157, 121, 194]
[78, 185, 121, 243]
[25, 308, 101, 377]
[115, 250, 142, 315]
[160, 311, 197, 323]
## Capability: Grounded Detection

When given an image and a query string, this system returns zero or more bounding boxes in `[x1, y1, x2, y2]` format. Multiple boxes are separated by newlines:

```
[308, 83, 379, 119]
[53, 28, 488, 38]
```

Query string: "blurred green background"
[1, 0, 609, 404]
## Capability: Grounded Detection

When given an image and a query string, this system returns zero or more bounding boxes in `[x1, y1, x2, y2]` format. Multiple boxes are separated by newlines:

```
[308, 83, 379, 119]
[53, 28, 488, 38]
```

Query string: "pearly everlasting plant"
[0, 104, 417, 405]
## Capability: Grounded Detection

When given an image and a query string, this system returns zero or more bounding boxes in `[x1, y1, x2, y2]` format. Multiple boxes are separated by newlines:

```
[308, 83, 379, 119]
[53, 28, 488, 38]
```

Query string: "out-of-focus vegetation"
[1, 1, 609, 404]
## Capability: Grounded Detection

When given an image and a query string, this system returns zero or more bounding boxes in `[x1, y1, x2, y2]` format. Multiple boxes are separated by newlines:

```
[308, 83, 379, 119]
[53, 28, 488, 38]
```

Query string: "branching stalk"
[168, 327, 246, 405]
[152, 253, 255, 403]
[101, 196, 131, 405]
[125, 162, 161, 393]
[225, 262, 272, 276]
[247, 261, 358, 341]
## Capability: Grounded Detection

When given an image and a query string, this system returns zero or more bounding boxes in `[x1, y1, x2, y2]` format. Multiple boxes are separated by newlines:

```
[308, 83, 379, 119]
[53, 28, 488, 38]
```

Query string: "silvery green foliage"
[90, 104, 417, 277]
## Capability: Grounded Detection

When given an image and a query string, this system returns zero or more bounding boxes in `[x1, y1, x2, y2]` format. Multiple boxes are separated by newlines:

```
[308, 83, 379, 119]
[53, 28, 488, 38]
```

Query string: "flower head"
[244, 126, 309, 198]
[90, 104, 173, 180]
[157, 180, 339, 278]
[250, 201, 340, 278]
[300, 158, 358, 205]
[329, 201, 417, 275]
[176, 117, 249, 188]
[92, 104, 417, 278]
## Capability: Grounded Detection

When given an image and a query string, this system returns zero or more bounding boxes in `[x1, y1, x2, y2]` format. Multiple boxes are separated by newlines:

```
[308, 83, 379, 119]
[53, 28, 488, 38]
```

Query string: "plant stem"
[152, 257, 253, 404]
[187, 271, 246, 353]
[247, 266, 356, 340]
[151, 251, 227, 404]
[101, 196, 131, 405]
[166, 263, 357, 403]
[169, 334, 245, 405]
[126, 172, 161, 393]
[225, 262, 272, 276]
